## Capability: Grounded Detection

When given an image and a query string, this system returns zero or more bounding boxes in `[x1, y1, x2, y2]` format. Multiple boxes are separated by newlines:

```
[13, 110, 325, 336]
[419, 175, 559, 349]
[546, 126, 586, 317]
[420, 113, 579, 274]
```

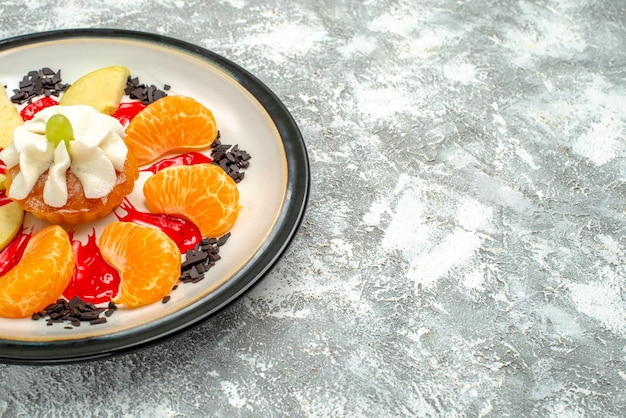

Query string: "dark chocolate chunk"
[209, 140, 252, 182]
[11, 68, 69, 104]
[217, 233, 231, 246]
[125, 75, 169, 105]
[32, 295, 114, 328]
[179, 232, 232, 284]
[191, 265, 203, 279]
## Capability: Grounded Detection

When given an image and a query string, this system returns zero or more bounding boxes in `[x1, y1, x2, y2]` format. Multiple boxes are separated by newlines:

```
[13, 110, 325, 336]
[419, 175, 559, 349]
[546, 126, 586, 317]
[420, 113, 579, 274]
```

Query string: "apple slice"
[0, 201, 24, 252]
[0, 86, 23, 149]
[59, 66, 130, 115]
[0, 174, 6, 190]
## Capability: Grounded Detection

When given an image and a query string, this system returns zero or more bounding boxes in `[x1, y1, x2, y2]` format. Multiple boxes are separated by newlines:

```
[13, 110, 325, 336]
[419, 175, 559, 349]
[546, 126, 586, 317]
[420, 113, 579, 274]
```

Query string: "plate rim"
[0, 28, 310, 364]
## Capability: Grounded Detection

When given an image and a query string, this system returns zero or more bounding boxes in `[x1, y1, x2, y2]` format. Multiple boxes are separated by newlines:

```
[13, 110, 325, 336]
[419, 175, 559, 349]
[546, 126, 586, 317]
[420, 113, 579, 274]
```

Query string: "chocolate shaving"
[179, 233, 231, 283]
[125, 75, 168, 105]
[11, 68, 69, 104]
[210, 139, 251, 183]
[32, 296, 114, 328]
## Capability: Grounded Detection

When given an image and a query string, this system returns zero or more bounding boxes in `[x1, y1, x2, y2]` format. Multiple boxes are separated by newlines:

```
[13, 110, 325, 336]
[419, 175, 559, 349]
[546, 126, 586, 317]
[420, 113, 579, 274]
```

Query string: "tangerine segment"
[143, 163, 240, 238]
[0, 225, 75, 318]
[124, 95, 218, 166]
[99, 222, 180, 308]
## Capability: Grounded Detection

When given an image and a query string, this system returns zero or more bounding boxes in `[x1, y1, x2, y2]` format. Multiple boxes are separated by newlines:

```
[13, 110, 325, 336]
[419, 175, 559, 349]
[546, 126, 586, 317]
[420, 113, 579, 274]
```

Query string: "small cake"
[0, 105, 138, 224]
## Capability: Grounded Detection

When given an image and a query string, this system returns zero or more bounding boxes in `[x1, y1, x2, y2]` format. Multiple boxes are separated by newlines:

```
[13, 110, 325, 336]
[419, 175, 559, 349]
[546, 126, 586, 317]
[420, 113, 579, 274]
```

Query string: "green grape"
[45, 114, 74, 148]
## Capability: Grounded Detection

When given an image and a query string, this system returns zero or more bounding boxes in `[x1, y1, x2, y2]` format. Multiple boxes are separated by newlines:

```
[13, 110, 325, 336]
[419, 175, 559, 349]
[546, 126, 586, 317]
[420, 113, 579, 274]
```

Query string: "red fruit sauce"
[20, 97, 58, 121]
[63, 230, 121, 304]
[141, 151, 213, 174]
[0, 227, 32, 276]
[115, 198, 201, 253]
[112, 101, 146, 128]
[0, 190, 11, 207]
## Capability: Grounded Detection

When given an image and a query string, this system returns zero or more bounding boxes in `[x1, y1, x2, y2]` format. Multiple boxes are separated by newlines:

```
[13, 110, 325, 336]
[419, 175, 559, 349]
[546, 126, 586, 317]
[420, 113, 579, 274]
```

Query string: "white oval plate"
[0, 29, 309, 364]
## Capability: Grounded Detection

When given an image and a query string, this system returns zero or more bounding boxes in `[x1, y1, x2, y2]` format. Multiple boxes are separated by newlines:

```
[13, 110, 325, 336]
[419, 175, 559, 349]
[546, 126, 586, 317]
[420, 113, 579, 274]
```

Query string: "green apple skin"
[59, 66, 131, 115]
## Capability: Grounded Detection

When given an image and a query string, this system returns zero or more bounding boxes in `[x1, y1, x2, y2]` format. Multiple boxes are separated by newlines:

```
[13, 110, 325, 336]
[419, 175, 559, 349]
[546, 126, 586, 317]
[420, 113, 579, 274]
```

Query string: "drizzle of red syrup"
[115, 198, 201, 253]
[63, 229, 121, 304]
[112, 102, 146, 128]
[141, 151, 213, 174]
[20, 97, 58, 121]
[0, 227, 32, 276]
[1, 155, 10, 206]
[0, 190, 12, 207]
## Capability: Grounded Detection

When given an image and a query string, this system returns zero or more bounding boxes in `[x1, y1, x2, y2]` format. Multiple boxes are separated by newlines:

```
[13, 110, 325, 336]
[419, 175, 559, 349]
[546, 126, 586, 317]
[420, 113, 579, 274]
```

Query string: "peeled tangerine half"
[124, 95, 218, 166]
[99, 222, 180, 308]
[0, 225, 75, 318]
[143, 163, 240, 238]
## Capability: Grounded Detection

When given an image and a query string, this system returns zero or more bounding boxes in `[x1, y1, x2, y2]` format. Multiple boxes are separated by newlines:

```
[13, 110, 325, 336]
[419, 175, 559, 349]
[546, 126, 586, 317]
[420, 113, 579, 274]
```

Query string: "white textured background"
[0, 0, 625, 416]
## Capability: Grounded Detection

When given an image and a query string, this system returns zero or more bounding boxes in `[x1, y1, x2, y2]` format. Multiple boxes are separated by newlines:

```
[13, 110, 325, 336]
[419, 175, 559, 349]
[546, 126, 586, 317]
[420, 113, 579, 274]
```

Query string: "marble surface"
[0, 0, 625, 416]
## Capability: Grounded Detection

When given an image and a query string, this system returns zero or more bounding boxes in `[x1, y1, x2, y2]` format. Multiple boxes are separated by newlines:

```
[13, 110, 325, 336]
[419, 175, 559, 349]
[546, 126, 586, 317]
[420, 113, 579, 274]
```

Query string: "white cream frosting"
[0, 105, 127, 208]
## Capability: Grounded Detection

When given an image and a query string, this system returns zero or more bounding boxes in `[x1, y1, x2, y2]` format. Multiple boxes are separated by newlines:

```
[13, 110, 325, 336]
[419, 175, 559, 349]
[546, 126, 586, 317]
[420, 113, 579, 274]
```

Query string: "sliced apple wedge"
[59, 66, 130, 115]
[0, 201, 24, 252]
[0, 86, 23, 149]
